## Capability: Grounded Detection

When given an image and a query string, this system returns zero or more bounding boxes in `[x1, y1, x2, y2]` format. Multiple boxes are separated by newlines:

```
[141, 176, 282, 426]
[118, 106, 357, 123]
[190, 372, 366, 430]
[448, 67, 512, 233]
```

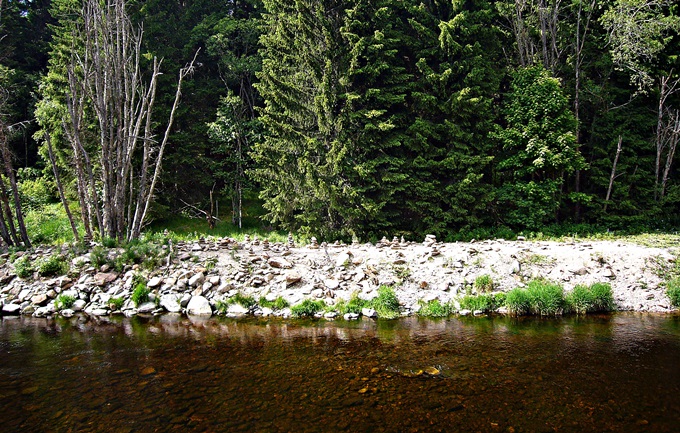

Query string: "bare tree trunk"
[0, 173, 18, 245]
[660, 109, 680, 198]
[604, 136, 623, 213]
[654, 74, 680, 200]
[45, 132, 80, 242]
[0, 136, 30, 247]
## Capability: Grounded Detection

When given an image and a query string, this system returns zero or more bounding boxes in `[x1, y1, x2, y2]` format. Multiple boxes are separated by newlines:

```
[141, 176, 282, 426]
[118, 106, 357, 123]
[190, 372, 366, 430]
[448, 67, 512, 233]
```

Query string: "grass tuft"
[526, 279, 564, 316]
[474, 274, 494, 293]
[666, 278, 680, 307]
[417, 299, 454, 318]
[258, 295, 290, 311]
[290, 299, 326, 318]
[54, 294, 76, 311]
[370, 286, 401, 319]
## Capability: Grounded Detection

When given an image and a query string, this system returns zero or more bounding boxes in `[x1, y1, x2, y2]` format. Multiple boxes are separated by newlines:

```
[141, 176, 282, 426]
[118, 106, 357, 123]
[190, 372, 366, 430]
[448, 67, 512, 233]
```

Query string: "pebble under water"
[0, 313, 679, 433]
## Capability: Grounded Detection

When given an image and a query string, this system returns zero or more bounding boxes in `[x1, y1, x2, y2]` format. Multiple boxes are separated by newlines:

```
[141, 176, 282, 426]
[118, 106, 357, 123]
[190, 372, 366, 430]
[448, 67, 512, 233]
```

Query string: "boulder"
[2, 303, 21, 315]
[361, 308, 377, 318]
[160, 294, 182, 313]
[31, 294, 48, 306]
[268, 257, 293, 269]
[186, 296, 212, 316]
[147, 277, 162, 288]
[137, 302, 156, 314]
[94, 272, 118, 287]
[188, 272, 205, 287]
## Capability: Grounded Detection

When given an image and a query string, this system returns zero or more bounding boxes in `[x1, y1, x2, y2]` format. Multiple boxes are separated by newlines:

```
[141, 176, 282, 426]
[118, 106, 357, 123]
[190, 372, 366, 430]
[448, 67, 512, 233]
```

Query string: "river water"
[1, 313, 679, 433]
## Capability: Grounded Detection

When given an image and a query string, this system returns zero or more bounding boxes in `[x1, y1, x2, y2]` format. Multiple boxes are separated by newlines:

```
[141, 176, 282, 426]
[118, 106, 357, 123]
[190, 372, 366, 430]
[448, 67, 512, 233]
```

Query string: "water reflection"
[1, 313, 679, 432]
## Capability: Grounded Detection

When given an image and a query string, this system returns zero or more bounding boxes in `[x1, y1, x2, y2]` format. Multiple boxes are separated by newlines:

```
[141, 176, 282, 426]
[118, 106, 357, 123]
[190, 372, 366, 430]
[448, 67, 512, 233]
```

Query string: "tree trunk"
[604, 136, 623, 213]
[45, 132, 80, 242]
[0, 136, 30, 247]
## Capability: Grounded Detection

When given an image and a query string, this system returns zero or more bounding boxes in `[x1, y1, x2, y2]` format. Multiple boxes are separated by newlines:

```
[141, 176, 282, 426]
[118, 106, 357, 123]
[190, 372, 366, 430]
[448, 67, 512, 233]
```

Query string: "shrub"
[459, 294, 500, 312]
[474, 274, 494, 293]
[526, 279, 564, 315]
[505, 288, 531, 315]
[37, 254, 68, 276]
[258, 295, 290, 311]
[131, 281, 150, 307]
[417, 299, 454, 318]
[89, 246, 111, 268]
[666, 278, 680, 307]
[55, 294, 76, 311]
[565, 285, 594, 315]
[13, 255, 34, 279]
[565, 282, 614, 314]
[109, 297, 125, 311]
[291, 299, 326, 318]
[590, 282, 614, 312]
[334, 293, 368, 315]
[370, 286, 401, 319]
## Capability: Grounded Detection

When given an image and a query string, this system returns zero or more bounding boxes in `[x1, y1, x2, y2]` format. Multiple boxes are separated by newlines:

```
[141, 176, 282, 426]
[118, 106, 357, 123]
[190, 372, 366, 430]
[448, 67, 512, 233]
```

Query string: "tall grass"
[666, 278, 680, 307]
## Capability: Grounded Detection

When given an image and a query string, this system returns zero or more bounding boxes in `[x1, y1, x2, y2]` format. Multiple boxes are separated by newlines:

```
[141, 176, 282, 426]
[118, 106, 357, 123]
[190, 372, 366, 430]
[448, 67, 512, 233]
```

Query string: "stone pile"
[0, 236, 677, 320]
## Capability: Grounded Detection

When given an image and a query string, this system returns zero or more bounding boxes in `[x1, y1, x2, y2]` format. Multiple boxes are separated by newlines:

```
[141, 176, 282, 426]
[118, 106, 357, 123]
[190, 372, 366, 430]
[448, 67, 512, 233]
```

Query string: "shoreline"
[1, 236, 678, 319]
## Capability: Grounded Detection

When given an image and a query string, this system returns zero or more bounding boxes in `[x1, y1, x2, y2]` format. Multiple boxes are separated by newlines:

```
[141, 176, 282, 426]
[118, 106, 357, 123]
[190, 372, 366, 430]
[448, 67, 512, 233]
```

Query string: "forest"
[0, 0, 679, 244]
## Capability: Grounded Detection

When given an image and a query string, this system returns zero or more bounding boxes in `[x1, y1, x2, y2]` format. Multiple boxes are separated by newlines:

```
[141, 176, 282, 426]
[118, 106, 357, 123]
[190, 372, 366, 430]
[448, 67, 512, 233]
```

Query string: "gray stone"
[226, 304, 249, 316]
[147, 277, 162, 288]
[60, 309, 75, 318]
[361, 308, 377, 318]
[186, 296, 212, 316]
[459, 309, 471, 316]
[285, 271, 302, 285]
[90, 308, 109, 316]
[324, 311, 338, 319]
[335, 251, 353, 268]
[268, 257, 293, 269]
[324, 279, 340, 290]
[344, 312, 359, 320]
[137, 302, 156, 314]
[188, 272, 205, 287]
[72, 299, 86, 311]
[94, 272, 118, 286]
[180, 293, 192, 308]
[160, 294, 182, 313]
[31, 293, 48, 306]
[2, 303, 21, 315]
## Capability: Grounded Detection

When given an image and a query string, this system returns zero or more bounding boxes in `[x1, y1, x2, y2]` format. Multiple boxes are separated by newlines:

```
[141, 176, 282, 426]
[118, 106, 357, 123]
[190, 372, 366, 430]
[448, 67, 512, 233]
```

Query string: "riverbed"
[1, 313, 679, 432]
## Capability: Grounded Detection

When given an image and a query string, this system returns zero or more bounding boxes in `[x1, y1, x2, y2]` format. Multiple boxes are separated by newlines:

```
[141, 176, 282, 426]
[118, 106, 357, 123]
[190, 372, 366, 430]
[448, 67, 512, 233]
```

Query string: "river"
[1, 313, 679, 432]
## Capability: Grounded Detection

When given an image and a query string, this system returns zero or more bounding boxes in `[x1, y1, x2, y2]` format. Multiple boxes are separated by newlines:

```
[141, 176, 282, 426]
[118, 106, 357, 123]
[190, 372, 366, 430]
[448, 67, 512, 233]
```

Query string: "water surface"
[1, 313, 679, 432]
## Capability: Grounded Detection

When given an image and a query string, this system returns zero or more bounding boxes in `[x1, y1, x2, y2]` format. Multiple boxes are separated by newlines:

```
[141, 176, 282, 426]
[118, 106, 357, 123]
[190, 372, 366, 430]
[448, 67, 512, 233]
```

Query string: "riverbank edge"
[1, 235, 678, 320]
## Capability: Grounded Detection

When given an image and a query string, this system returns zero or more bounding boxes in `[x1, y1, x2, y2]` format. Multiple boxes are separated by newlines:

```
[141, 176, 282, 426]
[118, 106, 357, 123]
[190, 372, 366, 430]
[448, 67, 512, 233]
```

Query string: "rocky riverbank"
[0, 235, 678, 319]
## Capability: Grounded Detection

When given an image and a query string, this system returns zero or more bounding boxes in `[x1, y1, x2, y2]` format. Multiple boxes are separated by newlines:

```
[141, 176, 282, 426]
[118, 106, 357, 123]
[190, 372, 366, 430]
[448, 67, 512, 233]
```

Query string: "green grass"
[109, 297, 125, 311]
[459, 293, 503, 312]
[505, 288, 532, 315]
[526, 279, 565, 316]
[333, 293, 369, 315]
[217, 292, 258, 313]
[474, 274, 493, 293]
[290, 299, 326, 318]
[370, 286, 401, 319]
[666, 278, 680, 307]
[147, 215, 290, 243]
[131, 280, 150, 307]
[258, 295, 290, 311]
[37, 254, 68, 276]
[12, 255, 34, 279]
[24, 202, 83, 245]
[54, 294, 76, 311]
[417, 299, 454, 318]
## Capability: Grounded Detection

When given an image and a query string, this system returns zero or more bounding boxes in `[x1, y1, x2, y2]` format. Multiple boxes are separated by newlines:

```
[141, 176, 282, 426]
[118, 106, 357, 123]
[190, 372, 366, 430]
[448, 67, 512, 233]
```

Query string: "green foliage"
[114, 241, 164, 272]
[90, 246, 110, 268]
[258, 296, 290, 311]
[12, 255, 34, 279]
[334, 293, 369, 315]
[24, 203, 82, 245]
[505, 288, 532, 315]
[667, 279, 680, 307]
[229, 292, 257, 309]
[493, 65, 584, 230]
[54, 294, 76, 311]
[526, 279, 565, 316]
[37, 254, 68, 276]
[131, 280, 150, 307]
[474, 275, 494, 293]
[459, 294, 502, 313]
[565, 282, 615, 314]
[290, 299, 326, 318]
[589, 282, 615, 312]
[370, 286, 401, 319]
[417, 299, 454, 318]
[109, 297, 125, 311]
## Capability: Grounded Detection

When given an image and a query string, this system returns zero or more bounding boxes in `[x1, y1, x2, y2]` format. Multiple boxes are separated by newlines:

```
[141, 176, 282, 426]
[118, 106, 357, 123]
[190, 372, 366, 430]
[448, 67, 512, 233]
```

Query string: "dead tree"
[64, 0, 197, 241]
[654, 73, 680, 200]
[604, 136, 623, 213]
